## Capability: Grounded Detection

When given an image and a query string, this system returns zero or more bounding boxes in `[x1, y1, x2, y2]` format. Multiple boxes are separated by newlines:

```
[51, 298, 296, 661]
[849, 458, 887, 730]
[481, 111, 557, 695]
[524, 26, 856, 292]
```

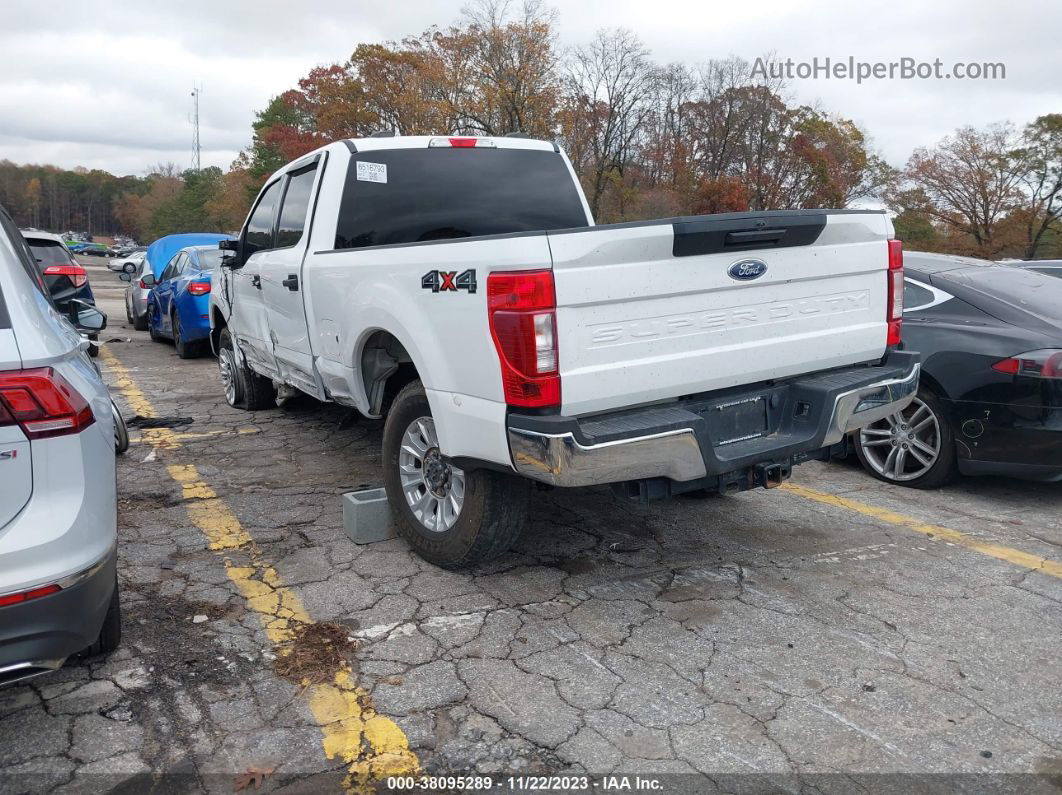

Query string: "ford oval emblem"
[728, 258, 768, 281]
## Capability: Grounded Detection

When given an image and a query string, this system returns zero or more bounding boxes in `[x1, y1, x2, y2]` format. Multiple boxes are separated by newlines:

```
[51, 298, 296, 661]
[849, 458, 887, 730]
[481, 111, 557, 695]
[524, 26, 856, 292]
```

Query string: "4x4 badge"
[422, 269, 477, 293]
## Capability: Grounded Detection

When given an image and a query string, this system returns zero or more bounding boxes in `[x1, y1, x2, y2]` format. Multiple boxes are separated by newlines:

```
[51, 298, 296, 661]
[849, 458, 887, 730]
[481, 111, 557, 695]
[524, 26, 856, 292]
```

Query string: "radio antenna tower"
[190, 85, 202, 171]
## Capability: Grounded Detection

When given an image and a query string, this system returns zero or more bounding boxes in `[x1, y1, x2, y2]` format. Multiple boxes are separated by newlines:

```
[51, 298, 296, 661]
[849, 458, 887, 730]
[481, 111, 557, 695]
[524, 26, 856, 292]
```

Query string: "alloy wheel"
[219, 347, 239, 406]
[857, 397, 942, 482]
[398, 416, 466, 532]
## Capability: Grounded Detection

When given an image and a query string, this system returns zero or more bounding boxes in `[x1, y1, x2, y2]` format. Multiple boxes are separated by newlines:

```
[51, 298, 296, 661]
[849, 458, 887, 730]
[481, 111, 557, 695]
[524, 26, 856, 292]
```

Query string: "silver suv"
[0, 205, 120, 685]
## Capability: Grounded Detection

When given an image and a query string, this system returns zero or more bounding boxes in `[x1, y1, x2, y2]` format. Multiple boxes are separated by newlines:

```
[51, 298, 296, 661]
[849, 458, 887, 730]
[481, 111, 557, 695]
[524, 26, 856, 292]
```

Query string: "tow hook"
[756, 463, 791, 489]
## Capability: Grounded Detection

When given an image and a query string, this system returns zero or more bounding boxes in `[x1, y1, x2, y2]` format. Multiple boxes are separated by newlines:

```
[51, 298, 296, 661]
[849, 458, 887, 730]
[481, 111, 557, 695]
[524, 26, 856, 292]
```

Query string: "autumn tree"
[903, 124, 1026, 255]
[559, 28, 657, 217]
[1016, 113, 1062, 258]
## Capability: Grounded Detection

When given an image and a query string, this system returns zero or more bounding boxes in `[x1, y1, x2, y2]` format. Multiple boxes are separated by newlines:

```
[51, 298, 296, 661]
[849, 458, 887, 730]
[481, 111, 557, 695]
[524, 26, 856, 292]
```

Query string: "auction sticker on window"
[356, 161, 387, 183]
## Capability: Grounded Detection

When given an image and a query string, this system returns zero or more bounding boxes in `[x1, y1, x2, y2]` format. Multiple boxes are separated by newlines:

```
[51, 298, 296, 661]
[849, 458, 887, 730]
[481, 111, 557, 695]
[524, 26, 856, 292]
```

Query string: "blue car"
[146, 245, 225, 358]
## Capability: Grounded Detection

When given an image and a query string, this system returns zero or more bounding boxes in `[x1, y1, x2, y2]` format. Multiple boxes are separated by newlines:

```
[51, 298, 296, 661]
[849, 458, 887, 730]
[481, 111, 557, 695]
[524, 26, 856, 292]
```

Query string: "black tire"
[83, 578, 121, 657]
[172, 310, 201, 359]
[132, 311, 148, 332]
[125, 300, 134, 325]
[218, 327, 274, 410]
[382, 380, 529, 568]
[112, 399, 129, 454]
[853, 387, 957, 489]
[147, 304, 163, 342]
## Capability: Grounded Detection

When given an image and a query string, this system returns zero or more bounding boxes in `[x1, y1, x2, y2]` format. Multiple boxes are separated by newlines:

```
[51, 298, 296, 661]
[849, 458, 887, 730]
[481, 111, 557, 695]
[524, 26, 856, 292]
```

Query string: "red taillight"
[449, 137, 477, 147]
[487, 270, 560, 408]
[188, 281, 211, 296]
[44, 264, 87, 287]
[992, 350, 1062, 379]
[138, 278, 148, 289]
[0, 584, 61, 609]
[0, 368, 95, 440]
[886, 239, 903, 346]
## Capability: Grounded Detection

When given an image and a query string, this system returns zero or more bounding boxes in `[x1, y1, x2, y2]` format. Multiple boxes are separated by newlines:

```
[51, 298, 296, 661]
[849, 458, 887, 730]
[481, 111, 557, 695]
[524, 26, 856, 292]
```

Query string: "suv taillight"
[886, 239, 903, 346]
[44, 264, 88, 287]
[487, 270, 560, 409]
[0, 368, 95, 439]
[188, 281, 211, 296]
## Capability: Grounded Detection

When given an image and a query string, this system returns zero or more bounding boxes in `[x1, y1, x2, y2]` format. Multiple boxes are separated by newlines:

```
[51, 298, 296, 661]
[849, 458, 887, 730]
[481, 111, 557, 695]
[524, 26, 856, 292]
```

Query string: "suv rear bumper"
[508, 351, 920, 489]
[0, 547, 116, 687]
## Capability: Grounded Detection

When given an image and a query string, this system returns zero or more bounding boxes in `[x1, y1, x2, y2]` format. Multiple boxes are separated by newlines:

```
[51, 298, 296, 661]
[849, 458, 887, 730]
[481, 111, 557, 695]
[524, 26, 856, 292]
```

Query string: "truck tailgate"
[548, 211, 892, 416]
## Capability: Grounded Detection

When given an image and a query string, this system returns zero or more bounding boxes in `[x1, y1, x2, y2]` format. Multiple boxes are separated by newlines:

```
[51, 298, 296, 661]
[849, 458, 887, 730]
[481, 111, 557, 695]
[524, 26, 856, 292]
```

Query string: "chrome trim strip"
[0, 543, 115, 601]
[508, 427, 708, 487]
[823, 362, 921, 445]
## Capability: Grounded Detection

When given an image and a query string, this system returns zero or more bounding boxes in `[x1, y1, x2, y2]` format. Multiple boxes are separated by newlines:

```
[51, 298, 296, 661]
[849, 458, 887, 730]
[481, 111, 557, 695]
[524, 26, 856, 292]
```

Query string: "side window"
[903, 280, 939, 312]
[245, 180, 282, 254]
[163, 254, 182, 281]
[276, 165, 318, 248]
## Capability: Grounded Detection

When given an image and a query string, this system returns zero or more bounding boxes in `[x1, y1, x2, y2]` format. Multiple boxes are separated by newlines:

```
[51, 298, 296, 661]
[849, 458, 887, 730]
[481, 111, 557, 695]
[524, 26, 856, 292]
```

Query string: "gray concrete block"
[342, 488, 397, 544]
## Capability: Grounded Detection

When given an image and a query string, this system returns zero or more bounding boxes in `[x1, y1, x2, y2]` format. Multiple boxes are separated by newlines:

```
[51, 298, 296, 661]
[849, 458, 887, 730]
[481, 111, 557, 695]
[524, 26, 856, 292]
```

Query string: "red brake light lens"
[0, 368, 95, 439]
[886, 239, 903, 346]
[487, 270, 560, 409]
[44, 264, 88, 288]
[449, 137, 478, 147]
[0, 584, 61, 608]
[992, 350, 1062, 379]
[187, 281, 211, 296]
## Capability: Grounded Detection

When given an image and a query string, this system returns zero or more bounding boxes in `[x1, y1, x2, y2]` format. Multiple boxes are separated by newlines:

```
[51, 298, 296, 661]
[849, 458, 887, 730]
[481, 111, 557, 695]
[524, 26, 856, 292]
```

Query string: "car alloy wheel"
[398, 416, 466, 532]
[219, 346, 239, 406]
[857, 397, 942, 482]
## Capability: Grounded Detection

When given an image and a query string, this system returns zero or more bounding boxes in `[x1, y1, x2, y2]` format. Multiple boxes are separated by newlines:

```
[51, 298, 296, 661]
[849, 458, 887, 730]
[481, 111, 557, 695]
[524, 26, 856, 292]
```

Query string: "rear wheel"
[147, 304, 163, 342]
[853, 388, 956, 489]
[132, 310, 148, 332]
[172, 310, 201, 359]
[112, 400, 129, 454]
[383, 380, 529, 568]
[82, 578, 121, 658]
[218, 327, 274, 410]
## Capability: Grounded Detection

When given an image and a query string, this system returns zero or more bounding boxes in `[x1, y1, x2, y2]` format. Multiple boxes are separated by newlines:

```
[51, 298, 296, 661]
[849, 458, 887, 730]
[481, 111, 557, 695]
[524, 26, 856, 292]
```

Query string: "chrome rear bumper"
[508, 353, 920, 488]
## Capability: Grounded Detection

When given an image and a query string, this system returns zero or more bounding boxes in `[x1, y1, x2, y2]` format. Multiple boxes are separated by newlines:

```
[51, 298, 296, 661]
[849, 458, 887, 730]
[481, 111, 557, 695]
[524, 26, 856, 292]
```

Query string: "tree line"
[0, 0, 1058, 259]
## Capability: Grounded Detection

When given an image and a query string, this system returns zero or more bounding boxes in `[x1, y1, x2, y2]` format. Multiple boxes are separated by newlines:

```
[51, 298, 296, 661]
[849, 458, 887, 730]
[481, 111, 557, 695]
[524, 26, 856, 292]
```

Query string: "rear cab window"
[334, 147, 589, 250]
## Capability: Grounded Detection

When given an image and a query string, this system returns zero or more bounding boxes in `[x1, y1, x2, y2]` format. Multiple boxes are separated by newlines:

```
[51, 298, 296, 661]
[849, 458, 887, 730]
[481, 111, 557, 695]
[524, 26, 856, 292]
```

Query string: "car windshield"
[196, 249, 224, 269]
[25, 239, 75, 268]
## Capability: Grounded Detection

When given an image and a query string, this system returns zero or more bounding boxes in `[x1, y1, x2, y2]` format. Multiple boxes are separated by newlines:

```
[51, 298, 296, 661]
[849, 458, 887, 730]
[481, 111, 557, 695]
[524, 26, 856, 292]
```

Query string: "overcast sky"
[2, 0, 1059, 176]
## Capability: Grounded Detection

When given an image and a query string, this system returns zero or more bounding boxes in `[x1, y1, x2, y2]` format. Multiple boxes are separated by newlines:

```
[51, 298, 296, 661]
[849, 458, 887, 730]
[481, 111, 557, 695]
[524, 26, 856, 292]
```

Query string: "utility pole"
[190, 85, 202, 171]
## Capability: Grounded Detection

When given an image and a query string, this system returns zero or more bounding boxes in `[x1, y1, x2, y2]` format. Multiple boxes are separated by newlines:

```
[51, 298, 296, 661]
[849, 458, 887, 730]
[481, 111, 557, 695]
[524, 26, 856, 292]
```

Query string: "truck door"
[231, 178, 283, 379]
[258, 158, 322, 396]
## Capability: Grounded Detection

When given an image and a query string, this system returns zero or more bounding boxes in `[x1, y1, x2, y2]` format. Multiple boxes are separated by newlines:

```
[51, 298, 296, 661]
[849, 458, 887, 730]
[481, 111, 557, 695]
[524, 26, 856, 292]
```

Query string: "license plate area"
[707, 396, 768, 446]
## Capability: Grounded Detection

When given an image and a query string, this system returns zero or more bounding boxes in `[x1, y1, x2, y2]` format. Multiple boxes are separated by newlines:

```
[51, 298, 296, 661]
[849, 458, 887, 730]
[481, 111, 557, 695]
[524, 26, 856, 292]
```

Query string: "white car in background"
[0, 202, 120, 686]
[108, 249, 146, 273]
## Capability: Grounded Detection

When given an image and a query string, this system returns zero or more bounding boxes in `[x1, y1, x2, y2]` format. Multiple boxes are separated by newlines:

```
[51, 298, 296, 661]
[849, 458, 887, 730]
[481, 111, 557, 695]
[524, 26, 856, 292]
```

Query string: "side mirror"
[141, 274, 156, 287]
[219, 238, 243, 268]
[67, 300, 107, 332]
[119, 272, 131, 283]
[123, 261, 137, 274]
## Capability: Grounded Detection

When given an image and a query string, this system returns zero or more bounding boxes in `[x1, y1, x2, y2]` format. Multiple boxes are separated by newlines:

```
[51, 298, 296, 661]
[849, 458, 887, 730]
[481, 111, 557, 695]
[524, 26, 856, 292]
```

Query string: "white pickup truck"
[210, 134, 919, 567]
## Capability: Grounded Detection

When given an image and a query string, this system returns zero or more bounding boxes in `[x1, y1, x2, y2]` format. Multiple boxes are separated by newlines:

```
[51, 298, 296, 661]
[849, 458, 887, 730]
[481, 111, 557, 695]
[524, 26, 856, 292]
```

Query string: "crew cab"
[210, 135, 919, 568]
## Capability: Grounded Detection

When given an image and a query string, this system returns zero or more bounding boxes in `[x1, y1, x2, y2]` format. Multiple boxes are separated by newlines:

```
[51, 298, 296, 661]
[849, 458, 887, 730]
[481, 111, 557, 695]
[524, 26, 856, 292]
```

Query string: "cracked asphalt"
[1, 259, 1060, 793]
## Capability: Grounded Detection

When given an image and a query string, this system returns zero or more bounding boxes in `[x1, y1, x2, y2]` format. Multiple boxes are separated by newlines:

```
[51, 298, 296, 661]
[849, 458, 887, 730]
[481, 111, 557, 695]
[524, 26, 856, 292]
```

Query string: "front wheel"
[112, 400, 129, 454]
[382, 380, 529, 568]
[218, 327, 274, 410]
[853, 388, 956, 489]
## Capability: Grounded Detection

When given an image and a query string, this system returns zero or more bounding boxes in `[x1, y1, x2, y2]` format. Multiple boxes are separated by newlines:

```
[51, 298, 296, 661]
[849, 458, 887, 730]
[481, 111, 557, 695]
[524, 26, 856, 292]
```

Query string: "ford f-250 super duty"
[210, 134, 919, 568]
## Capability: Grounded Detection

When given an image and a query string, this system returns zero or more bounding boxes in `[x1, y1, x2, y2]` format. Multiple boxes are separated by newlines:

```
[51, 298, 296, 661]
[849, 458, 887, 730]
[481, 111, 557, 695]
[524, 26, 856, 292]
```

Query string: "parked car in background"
[21, 230, 99, 356]
[109, 249, 145, 274]
[1, 202, 120, 686]
[146, 245, 224, 357]
[851, 252, 1062, 486]
[120, 258, 154, 331]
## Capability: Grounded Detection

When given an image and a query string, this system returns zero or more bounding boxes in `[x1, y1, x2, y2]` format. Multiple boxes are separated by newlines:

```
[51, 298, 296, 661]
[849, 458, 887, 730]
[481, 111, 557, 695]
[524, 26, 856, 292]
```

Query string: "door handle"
[251, 274, 261, 289]
[282, 274, 299, 291]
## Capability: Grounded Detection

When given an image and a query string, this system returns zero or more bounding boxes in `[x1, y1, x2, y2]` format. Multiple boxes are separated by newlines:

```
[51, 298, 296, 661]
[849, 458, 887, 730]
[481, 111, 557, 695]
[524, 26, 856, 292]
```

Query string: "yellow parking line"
[101, 348, 417, 787]
[782, 483, 1062, 580]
